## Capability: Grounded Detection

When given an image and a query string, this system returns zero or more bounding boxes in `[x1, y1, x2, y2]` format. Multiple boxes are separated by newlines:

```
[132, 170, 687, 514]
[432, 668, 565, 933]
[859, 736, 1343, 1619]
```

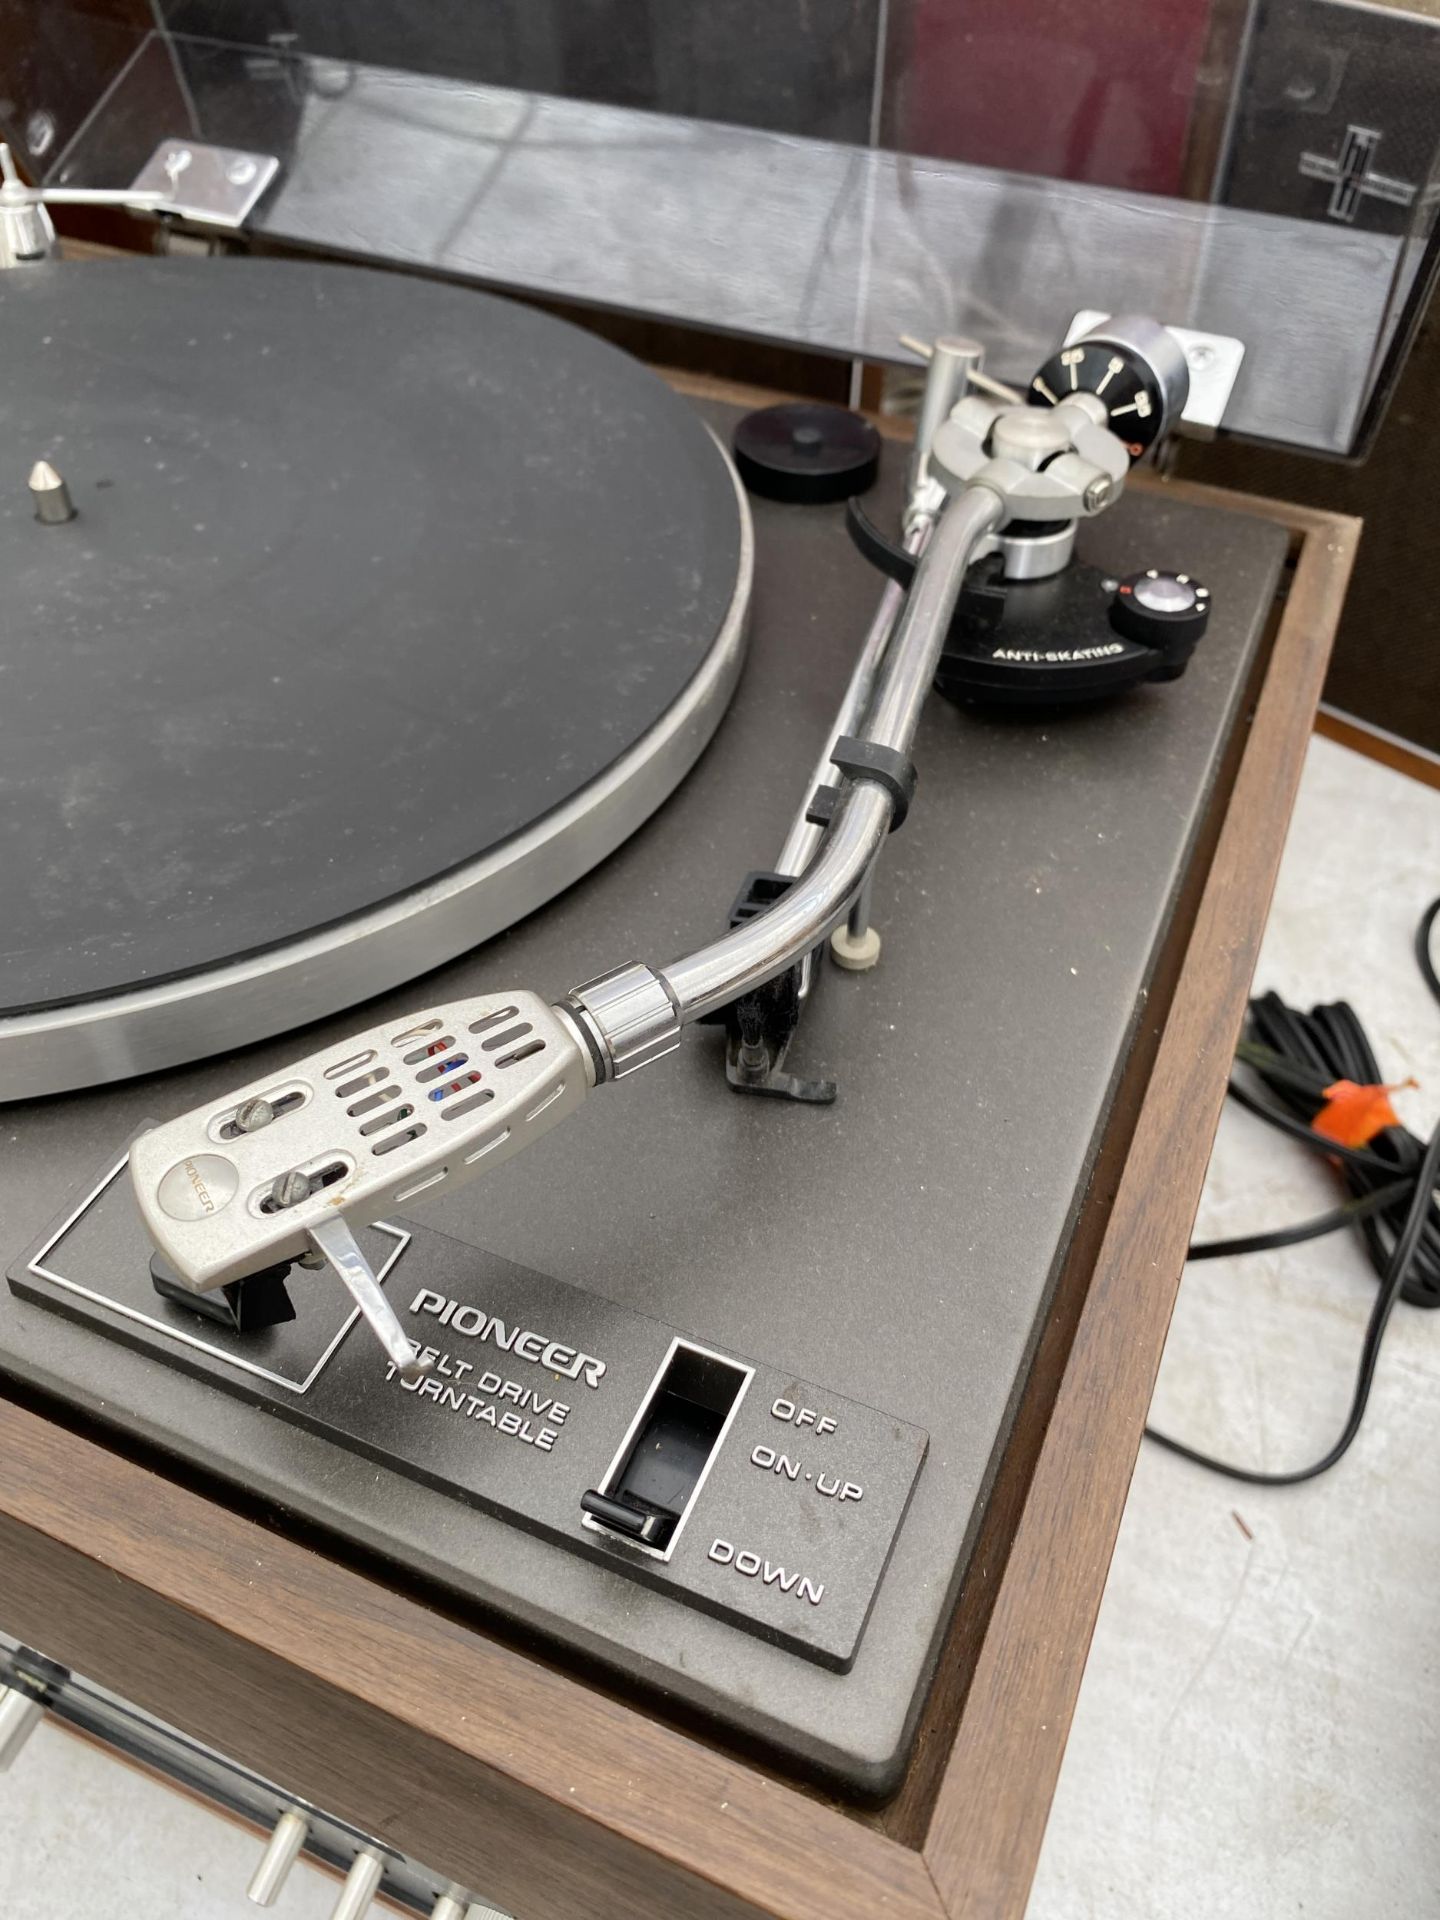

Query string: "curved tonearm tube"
[129, 316, 1189, 1377]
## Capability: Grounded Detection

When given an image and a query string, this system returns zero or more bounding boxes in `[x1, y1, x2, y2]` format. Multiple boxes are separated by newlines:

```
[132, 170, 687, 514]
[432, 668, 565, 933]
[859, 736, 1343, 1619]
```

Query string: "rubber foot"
[830, 924, 882, 971]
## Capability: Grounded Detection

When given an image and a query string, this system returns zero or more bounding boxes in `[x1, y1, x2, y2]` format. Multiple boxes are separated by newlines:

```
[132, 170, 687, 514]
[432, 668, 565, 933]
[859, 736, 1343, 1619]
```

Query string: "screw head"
[1187, 342, 1216, 371]
[25, 111, 55, 159]
[225, 156, 259, 187]
[269, 1168, 312, 1211]
[1083, 475, 1113, 512]
[234, 1096, 276, 1133]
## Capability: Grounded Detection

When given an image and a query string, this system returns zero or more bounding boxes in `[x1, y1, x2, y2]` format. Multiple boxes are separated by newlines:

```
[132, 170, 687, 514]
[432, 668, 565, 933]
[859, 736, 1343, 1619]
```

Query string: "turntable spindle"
[27, 458, 74, 525]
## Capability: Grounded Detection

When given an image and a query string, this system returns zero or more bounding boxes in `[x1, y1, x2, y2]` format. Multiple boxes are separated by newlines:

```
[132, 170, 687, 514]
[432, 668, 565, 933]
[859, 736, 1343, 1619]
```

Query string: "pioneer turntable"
[0, 0, 1405, 1902]
[0, 218, 1303, 1808]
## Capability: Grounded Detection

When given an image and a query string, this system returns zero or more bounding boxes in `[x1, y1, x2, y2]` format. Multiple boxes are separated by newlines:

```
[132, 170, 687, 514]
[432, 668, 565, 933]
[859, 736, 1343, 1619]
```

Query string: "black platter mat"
[0, 258, 742, 1014]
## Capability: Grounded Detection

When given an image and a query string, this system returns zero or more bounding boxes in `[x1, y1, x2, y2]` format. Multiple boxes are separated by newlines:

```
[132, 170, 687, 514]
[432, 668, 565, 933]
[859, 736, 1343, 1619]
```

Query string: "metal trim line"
[25, 1155, 410, 1394]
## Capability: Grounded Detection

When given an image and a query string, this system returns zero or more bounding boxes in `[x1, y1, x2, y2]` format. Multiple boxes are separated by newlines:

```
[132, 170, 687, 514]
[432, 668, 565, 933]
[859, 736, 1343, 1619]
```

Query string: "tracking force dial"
[1028, 315, 1189, 456]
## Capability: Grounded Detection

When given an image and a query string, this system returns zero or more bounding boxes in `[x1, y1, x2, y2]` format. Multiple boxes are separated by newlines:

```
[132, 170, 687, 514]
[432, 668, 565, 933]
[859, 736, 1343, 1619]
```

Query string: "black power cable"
[1418, 893, 1440, 1012]
[1145, 900, 1440, 1485]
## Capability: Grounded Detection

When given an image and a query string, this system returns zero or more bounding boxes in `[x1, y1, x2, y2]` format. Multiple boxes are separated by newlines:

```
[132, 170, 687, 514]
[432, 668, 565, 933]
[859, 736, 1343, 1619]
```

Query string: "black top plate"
[0, 417, 1290, 1792]
[0, 258, 741, 1013]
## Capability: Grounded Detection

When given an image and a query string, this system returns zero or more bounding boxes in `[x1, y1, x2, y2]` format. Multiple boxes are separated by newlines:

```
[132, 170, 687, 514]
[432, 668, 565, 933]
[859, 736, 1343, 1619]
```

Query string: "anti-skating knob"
[1108, 570, 1210, 649]
[1107, 568, 1211, 681]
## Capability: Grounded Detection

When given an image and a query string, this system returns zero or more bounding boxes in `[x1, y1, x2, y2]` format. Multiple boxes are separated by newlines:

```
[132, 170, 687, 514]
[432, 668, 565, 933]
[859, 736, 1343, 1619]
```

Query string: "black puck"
[732, 403, 881, 504]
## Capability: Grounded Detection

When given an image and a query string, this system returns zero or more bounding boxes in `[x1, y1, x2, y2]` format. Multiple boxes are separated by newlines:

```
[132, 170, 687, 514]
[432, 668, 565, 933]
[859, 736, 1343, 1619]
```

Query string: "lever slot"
[582, 1340, 751, 1556]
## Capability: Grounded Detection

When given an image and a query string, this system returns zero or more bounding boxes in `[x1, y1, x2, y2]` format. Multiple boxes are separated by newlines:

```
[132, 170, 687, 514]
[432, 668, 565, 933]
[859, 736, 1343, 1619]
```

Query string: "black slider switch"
[582, 1342, 749, 1552]
[580, 1488, 679, 1549]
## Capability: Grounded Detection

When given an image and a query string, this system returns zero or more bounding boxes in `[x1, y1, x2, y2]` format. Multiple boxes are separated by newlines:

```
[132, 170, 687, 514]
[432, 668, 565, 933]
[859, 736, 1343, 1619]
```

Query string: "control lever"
[329, 1850, 386, 1920]
[128, 993, 590, 1377]
[247, 1810, 309, 1907]
[307, 1214, 428, 1382]
[0, 1683, 43, 1771]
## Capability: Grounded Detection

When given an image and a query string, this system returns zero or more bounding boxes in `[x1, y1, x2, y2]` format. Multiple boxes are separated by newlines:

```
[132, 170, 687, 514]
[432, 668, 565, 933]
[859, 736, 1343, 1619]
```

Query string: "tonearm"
[129, 316, 1193, 1380]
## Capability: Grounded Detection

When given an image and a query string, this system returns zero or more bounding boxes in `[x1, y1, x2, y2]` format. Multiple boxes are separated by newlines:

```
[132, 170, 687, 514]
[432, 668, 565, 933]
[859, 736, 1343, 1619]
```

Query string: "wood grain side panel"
[921, 497, 1361, 1919]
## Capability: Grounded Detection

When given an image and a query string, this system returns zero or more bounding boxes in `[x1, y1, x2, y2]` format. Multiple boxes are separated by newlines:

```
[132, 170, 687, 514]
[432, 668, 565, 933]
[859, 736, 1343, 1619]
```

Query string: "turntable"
[0, 130, 1361, 1920]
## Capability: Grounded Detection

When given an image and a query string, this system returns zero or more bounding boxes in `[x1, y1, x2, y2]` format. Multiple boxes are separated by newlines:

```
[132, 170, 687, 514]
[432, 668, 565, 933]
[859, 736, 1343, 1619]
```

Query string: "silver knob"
[0, 1684, 44, 1771]
[247, 1809, 308, 1906]
[329, 1850, 385, 1920]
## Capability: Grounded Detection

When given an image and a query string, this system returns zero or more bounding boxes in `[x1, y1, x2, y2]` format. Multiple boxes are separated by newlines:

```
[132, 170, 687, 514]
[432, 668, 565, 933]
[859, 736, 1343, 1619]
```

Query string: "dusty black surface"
[1, 387, 1289, 1792]
[0, 258, 741, 1011]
